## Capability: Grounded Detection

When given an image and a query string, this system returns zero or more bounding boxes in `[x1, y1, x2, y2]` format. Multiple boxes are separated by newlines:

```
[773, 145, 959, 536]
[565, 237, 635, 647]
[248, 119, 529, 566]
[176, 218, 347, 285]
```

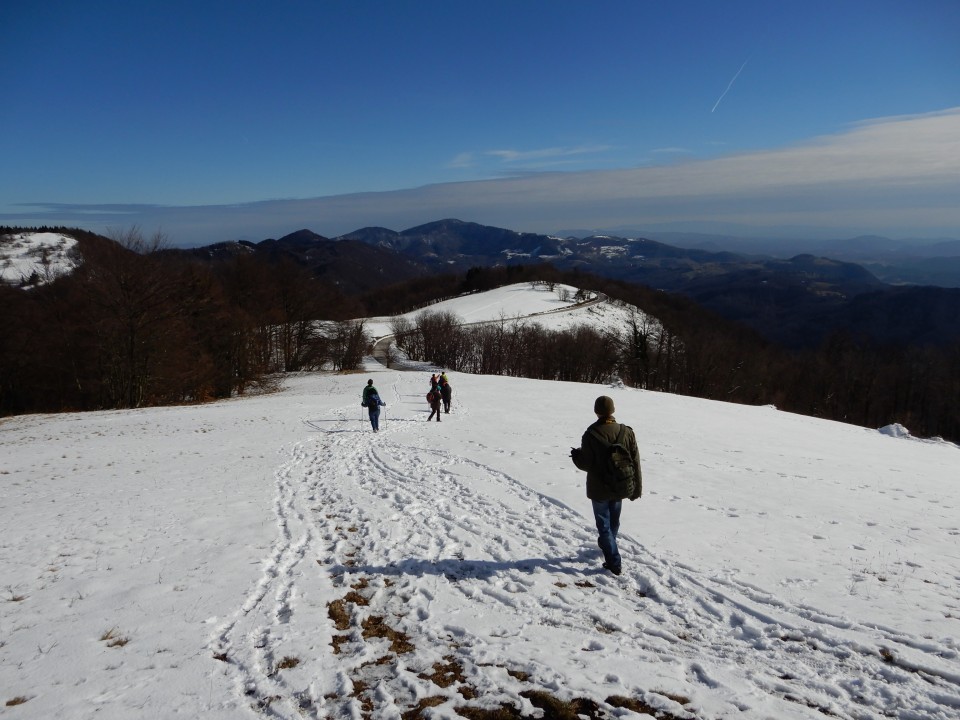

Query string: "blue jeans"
[368, 408, 380, 431]
[591, 499, 622, 569]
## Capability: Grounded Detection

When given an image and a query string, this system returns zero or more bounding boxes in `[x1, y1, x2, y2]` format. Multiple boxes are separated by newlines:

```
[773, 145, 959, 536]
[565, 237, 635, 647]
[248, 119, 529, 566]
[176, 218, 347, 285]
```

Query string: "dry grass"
[5, 697, 29, 707]
[331, 634, 350, 654]
[401, 696, 447, 719]
[275, 656, 300, 671]
[607, 693, 690, 719]
[99, 628, 130, 648]
[361, 615, 414, 654]
[320, 571, 693, 720]
[419, 656, 469, 689]
[327, 599, 351, 631]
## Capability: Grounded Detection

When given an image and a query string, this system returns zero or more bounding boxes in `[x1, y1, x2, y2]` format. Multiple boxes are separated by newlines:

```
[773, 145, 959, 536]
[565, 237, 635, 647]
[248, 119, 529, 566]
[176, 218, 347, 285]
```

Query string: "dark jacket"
[572, 417, 642, 501]
[363, 385, 382, 407]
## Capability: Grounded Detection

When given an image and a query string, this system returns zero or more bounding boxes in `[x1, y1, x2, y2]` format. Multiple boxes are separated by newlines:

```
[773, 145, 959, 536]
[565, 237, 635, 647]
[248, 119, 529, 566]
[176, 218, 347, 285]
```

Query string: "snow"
[2, 285, 959, 719]
[365, 283, 652, 340]
[0, 232, 79, 286]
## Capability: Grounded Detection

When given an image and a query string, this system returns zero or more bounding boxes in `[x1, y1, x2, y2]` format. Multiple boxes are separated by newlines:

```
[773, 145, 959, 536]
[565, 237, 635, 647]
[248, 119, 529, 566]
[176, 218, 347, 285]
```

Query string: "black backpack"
[588, 424, 640, 500]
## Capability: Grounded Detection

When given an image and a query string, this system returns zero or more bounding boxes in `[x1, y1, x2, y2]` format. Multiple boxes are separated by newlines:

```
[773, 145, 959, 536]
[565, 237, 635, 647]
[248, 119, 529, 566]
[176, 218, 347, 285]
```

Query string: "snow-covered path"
[201, 370, 960, 719]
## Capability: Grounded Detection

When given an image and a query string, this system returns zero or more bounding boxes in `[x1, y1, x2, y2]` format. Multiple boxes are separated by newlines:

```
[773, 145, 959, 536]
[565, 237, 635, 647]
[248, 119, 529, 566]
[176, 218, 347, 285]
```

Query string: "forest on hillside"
[2, 231, 958, 443]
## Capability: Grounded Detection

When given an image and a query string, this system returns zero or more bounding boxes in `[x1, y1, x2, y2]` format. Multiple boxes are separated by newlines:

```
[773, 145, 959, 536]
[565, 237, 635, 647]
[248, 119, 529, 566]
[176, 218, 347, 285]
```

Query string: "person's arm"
[571, 430, 595, 471]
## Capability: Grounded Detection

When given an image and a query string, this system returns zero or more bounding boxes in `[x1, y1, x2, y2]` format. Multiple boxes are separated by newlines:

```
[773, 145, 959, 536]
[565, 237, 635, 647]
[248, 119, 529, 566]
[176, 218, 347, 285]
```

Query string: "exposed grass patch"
[5, 697, 30, 707]
[343, 590, 369, 606]
[351, 679, 374, 714]
[275, 655, 300, 671]
[455, 704, 527, 719]
[5, 589, 28, 602]
[521, 690, 603, 719]
[420, 655, 468, 688]
[454, 690, 624, 720]
[327, 599, 351, 630]
[606, 694, 690, 719]
[401, 696, 446, 719]
[100, 628, 130, 647]
[361, 615, 415, 654]
[659, 691, 692, 706]
[574, 580, 594, 588]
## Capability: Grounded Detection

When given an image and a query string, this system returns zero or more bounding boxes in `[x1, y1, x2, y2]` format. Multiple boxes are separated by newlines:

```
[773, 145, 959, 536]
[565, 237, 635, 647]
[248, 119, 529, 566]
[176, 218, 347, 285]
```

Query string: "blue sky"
[3, 1, 959, 246]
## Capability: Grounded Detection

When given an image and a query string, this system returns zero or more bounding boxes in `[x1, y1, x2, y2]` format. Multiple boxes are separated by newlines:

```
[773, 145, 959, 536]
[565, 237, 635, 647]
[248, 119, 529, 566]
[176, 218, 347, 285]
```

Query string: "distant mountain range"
[166, 219, 959, 349]
[561, 228, 960, 287]
[8, 221, 959, 350]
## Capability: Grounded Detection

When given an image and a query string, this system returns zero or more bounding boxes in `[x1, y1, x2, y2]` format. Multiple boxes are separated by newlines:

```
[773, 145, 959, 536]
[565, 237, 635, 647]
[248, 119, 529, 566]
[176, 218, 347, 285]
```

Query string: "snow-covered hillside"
[0, 232, 79, 286]
[2, 286, 958, 719]
[365, 283, 653, 339]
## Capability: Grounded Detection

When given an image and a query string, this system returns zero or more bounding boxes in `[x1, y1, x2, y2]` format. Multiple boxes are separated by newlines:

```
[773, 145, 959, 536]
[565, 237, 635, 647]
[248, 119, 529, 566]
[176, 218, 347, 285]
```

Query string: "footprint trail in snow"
[212, 376, 960, 719]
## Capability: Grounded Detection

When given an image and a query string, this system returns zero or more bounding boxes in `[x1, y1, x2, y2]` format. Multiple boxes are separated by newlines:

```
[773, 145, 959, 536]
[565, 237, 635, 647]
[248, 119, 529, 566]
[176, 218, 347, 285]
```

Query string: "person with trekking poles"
[570, 395, 642, 576]
[361, 379, 386, 432]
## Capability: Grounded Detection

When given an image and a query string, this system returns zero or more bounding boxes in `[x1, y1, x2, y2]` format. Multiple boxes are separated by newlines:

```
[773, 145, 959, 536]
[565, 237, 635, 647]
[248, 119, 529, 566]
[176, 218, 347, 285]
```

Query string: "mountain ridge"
[6, 222, 960, 348]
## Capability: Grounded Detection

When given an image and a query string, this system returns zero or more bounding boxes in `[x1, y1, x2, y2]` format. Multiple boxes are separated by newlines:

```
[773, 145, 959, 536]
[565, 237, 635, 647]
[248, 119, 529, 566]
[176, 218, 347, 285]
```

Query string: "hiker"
[570, 395, 642, 576]
[362, 379, 386, 432]
[427, 375, 442, 422]
[439, 374, 452, 413]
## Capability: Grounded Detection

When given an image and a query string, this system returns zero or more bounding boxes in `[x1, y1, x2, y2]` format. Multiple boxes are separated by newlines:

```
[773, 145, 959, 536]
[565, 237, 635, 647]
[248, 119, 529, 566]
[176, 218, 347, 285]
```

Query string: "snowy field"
[0, 232, 78, 286]
[2, 286, 959, 719]
[364, 283, 652, 339]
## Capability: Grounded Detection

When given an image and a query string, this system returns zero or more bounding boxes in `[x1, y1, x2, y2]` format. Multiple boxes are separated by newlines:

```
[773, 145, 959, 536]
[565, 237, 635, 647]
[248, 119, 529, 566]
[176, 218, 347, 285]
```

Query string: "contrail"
[711, 59, 749, 113]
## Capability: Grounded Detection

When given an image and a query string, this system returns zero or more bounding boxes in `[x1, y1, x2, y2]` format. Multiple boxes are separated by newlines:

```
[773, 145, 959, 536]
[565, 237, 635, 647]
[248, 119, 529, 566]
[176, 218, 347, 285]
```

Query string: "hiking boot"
[602, 562, 622, 576]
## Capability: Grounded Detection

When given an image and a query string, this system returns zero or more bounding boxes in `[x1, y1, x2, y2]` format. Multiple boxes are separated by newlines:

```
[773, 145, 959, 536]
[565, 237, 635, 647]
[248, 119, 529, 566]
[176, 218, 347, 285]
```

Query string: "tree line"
[2, 234, 957, 443]
[0, 229, 366, 414]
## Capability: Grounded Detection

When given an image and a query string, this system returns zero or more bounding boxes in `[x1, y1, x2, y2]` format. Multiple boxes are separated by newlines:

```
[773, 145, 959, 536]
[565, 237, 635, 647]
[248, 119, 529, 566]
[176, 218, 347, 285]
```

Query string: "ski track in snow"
[210, 373, 960, 719]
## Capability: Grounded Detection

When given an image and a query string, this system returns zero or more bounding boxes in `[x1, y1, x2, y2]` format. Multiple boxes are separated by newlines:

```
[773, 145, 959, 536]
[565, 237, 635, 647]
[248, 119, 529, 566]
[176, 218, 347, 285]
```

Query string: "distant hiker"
[427, 376, 442, 422]
[570, 395, 642, 576]
[439, 374, 452, 413]
[362, 379, 386, 432]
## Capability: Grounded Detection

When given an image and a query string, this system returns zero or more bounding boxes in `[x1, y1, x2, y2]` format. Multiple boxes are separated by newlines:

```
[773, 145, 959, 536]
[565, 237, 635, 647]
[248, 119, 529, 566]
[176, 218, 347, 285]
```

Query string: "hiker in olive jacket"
[571, 395, 642, 576]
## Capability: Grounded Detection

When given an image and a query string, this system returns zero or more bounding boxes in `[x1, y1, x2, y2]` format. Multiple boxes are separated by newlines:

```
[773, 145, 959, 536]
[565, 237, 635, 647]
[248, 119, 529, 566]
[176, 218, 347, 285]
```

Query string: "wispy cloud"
[448, 145, 614, 172]
[651, 147, 693, 155]
[7, 109, 960, 244]
[485, 145, 613, 164]
[447, 152, 475, 169]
